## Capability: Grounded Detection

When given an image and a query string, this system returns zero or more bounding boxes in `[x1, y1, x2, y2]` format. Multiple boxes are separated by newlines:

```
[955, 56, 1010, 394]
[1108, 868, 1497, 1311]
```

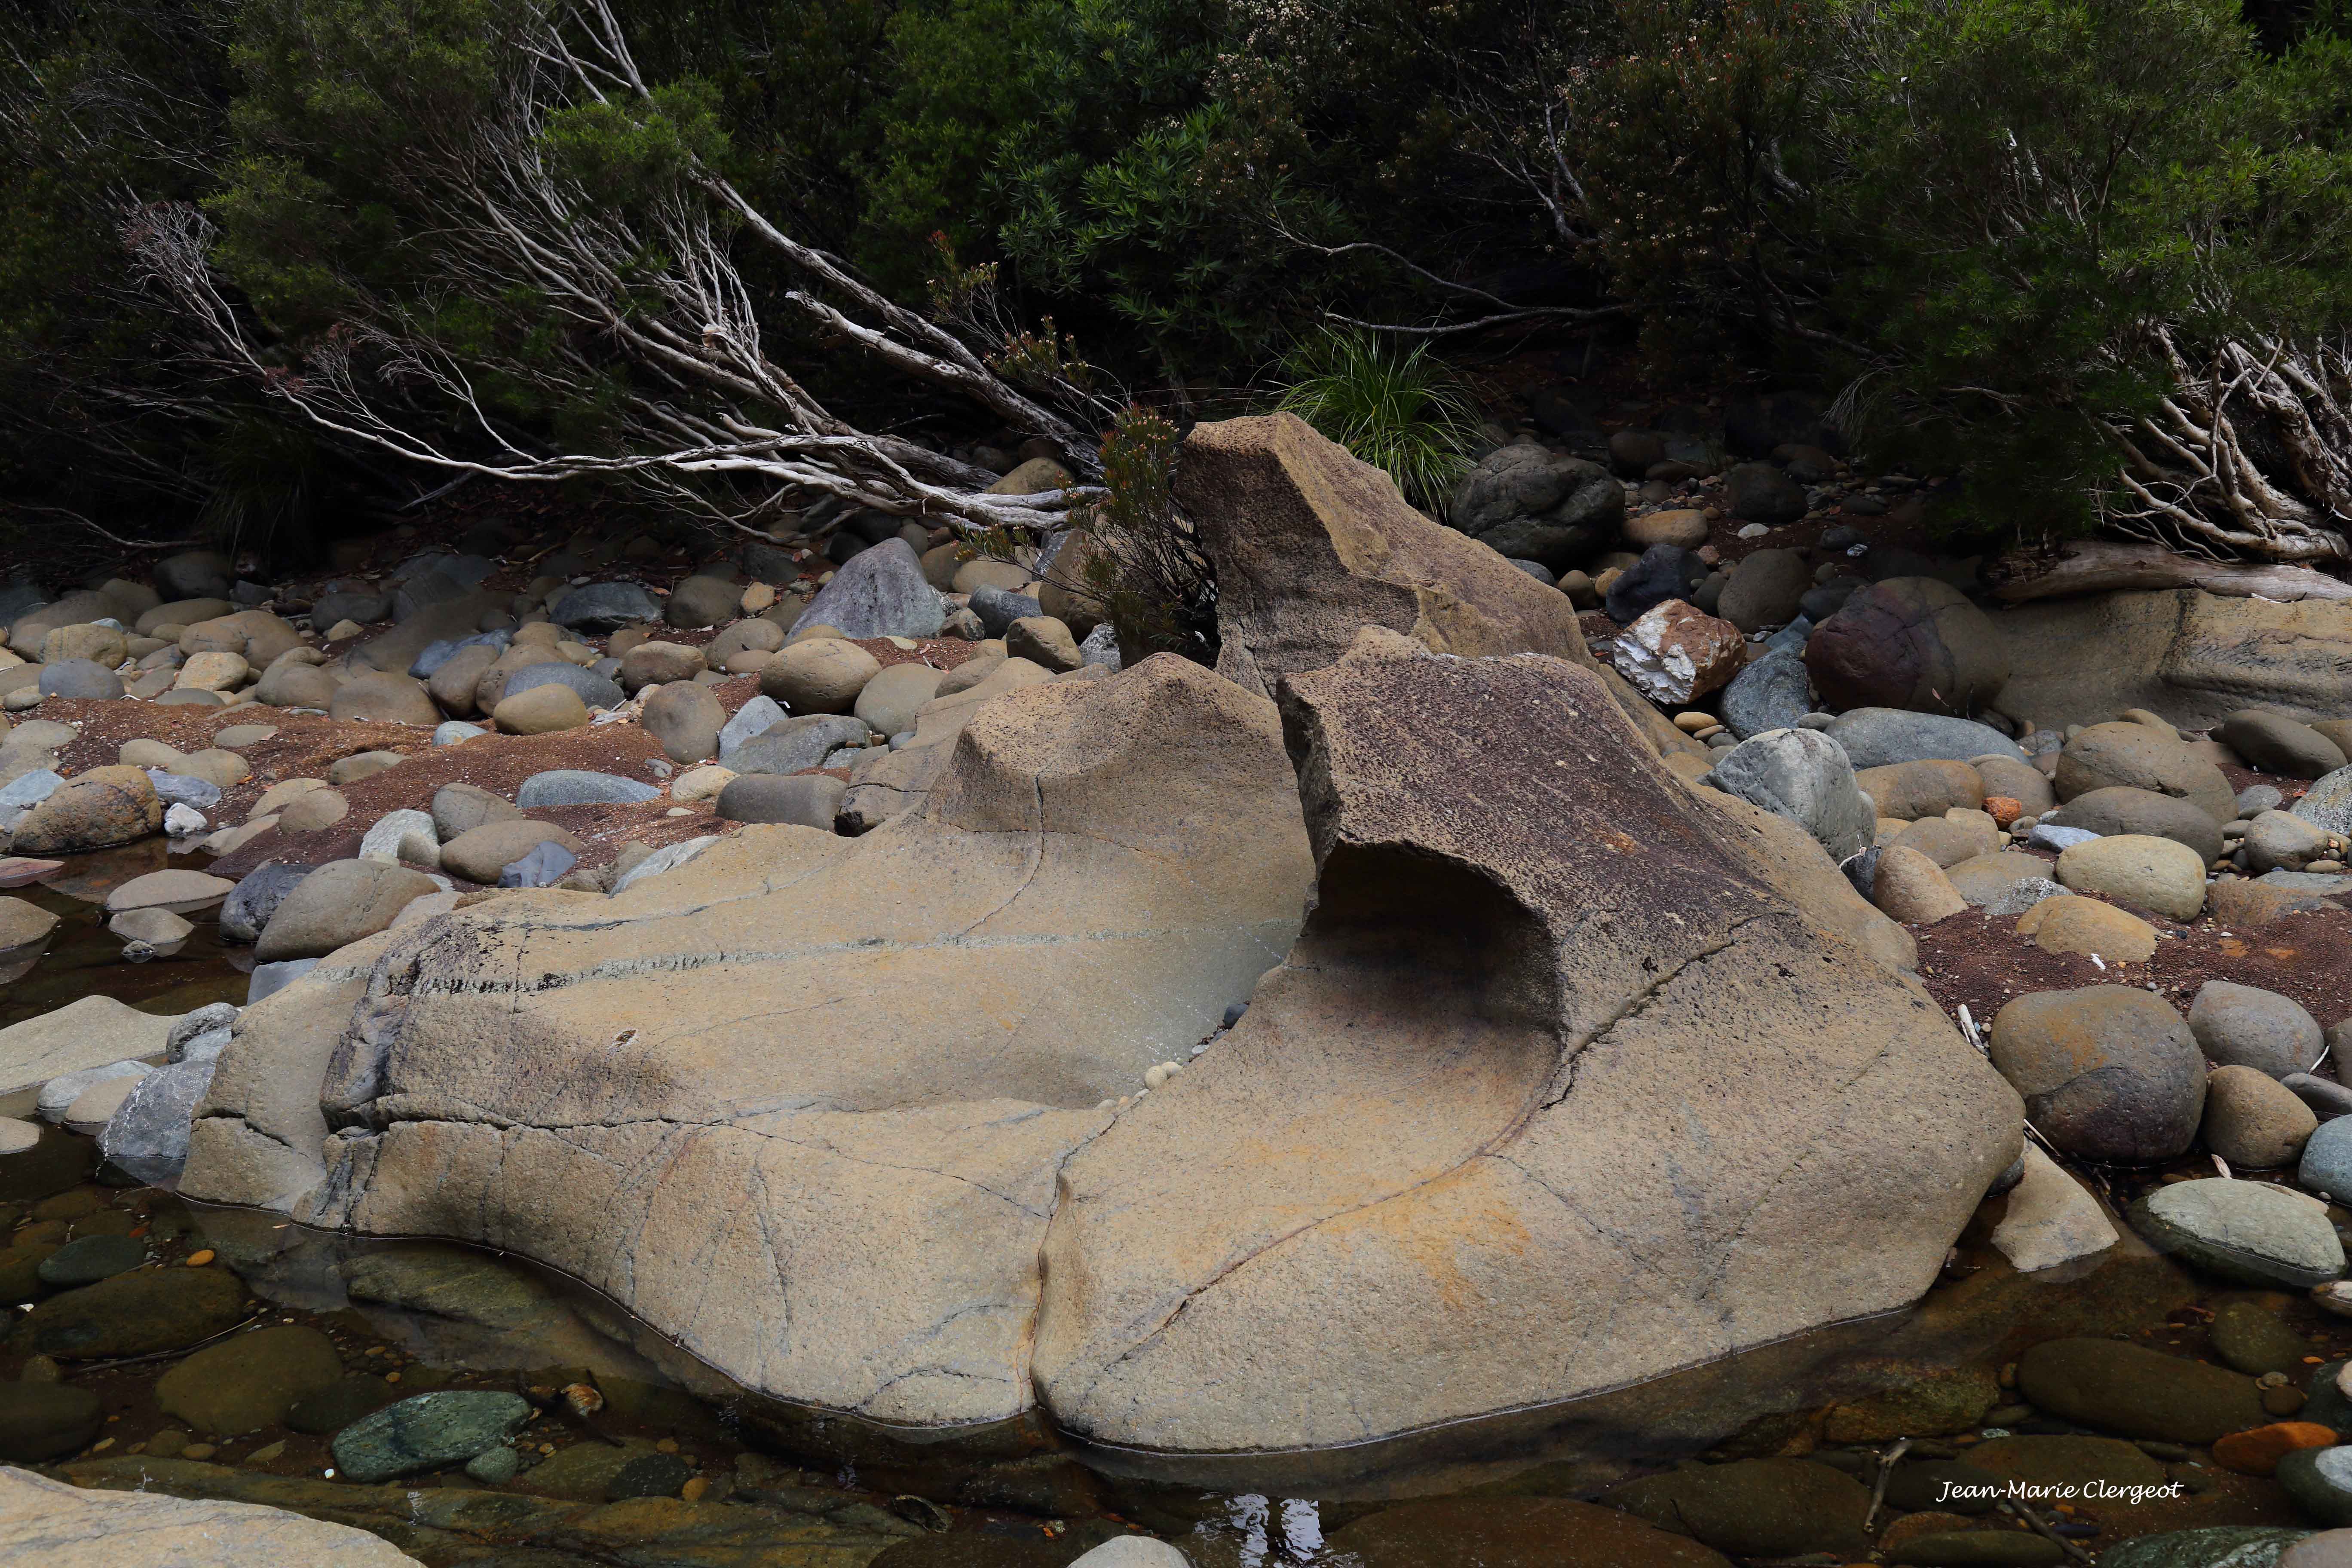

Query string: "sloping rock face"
[1996, 589, 2352, 729]
[1032, 631, 2019, 1454]
[1172, 413, 1599, 698]
[183, 654, 1315, 1429]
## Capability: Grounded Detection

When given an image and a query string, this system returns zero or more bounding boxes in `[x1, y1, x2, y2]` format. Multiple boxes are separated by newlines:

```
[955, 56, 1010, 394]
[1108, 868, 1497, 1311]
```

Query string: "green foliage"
[1804, 0, 2352, 536]
[196, 410, 331, 558]
[1273, 330, 1483, 513]
[9, 0, 2352, 557]
[1079, 405, 1214, 662]
[1572, 0, 1824, 376]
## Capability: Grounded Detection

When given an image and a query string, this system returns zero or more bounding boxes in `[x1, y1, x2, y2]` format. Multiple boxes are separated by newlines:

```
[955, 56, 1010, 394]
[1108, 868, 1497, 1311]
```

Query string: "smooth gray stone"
[551, 581, 661, 630]
[0, 770, 61, 808]
[1703, 727, 1875, 862]
[408, 628, 506, 680]
[2130, 1177, 2346, 1288]
[717, 695, 786, 760]
[433, 721, 486, 746]
[2257, 870, 2352, 895]
[2030, 824, 2100, 851]
[2239, 784, 2287, 817]
[247, 957, 320, 1004]
[144, 771, 221, 809]
[97, 1056, 217, 1185]
[1824, 706, 2027, 768]
[220, 862, 314, 945]
[1719, 649, 1813, 741]
[500, 660, 624, 712]
[967, 586, 1042, 639]
[2290, 1076, 2352, 1128]
[35, 1061, 150, 1123]
[497, 840, 578, 888]
[39, 660, 123, 700]
[717, 772, 847, 829]
[727, 714, 871, 776]
[514, 769, 659, 808]
[790, 538, 945, 640]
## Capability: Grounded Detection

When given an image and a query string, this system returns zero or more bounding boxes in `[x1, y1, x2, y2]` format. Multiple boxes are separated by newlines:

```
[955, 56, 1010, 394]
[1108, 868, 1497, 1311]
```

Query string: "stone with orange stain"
[2212, 1420, 2337, 1475]
[1984, 795, 2024, 827]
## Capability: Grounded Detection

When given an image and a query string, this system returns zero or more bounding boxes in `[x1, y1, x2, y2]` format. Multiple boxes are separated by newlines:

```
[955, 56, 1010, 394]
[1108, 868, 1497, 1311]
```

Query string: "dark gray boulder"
[1824, 708, 2026, 769]
[551, 581, 661, 631]
[514, 769, 660, 808]
[39, 660, 123, 700]
[717, 772, 848, 829]
[219, 862, 315, 945]
[1721, 650, 1814, 741]
[789, 538, 946, 640]
[727, 714, 871, 776]
[499, 661, 624, 711]
[1604, 544, 1703, 623]
[1449, 446, 1624, 555]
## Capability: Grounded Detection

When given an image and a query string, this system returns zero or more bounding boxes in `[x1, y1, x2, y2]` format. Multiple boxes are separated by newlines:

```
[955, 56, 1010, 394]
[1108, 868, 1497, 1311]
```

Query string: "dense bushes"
[4, 0, 2351, 556]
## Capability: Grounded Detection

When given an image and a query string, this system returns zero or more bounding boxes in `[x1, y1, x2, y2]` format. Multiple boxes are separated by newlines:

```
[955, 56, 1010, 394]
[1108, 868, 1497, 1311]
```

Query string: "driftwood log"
[1985, 539, 2352, 604]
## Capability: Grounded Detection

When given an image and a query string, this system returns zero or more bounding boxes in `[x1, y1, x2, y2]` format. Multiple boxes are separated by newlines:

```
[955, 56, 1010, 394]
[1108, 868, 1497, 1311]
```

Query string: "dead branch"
[115, 0, 1110, 540]
[1985, 537, 2352, 603]
[2104, 330, 2352, 564]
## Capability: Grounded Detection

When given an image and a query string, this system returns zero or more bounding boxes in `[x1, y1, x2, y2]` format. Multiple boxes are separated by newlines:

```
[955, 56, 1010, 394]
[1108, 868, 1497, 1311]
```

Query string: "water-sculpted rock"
[1032, 631, 2016, 1452]
[182, 633, 2009, 1460]
[1173, 411, 1599, 700]
[184, 654, 1318, 1430]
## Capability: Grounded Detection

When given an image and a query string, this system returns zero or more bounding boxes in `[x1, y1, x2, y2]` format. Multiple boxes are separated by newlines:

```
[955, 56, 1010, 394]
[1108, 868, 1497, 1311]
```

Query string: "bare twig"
[1862, 1436, 1911, 1534]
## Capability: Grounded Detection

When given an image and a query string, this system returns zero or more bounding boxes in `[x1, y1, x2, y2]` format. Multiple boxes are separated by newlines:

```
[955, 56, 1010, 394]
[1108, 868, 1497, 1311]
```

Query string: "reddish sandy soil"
[35, 631, 985, 885]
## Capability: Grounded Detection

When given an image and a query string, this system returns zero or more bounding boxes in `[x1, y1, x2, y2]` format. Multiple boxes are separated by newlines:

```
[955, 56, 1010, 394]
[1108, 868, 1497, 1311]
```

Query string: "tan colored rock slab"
[104, 870, 234, 917]
[1174, 411, 1600, 700]
[1034, 631, 2018, 1453]
[184, 655, 1315, 1430]
[0, 995, 174, 1096]
[0, 1463, 412, 1566]
[1990, 1145, 2117, 1273]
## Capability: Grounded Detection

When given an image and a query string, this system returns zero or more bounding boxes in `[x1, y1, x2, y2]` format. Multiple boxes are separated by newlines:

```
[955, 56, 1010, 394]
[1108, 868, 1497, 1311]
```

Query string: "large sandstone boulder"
[180, 637, 2001, 1460]
[182, 654, 1318, 1429]
[1997, 589, 2352, 731]
[1804, 578, 2009, 716]
[0, 1463, 412, 1566]
[1032, 631, 2017, 1453]
[1174, 413, 1599, 700]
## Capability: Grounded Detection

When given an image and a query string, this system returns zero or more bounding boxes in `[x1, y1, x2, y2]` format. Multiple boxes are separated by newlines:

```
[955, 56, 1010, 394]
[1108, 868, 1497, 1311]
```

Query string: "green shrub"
[1273, 330, 1483, 513]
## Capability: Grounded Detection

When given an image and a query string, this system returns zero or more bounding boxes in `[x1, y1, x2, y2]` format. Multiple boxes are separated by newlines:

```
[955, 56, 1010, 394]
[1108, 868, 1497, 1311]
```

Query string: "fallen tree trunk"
[1985, 538, 2352, 604]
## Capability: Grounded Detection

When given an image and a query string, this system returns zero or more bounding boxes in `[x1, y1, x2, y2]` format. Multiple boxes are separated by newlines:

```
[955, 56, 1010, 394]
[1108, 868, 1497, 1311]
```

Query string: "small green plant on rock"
[1272, 329, 1485, 515]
